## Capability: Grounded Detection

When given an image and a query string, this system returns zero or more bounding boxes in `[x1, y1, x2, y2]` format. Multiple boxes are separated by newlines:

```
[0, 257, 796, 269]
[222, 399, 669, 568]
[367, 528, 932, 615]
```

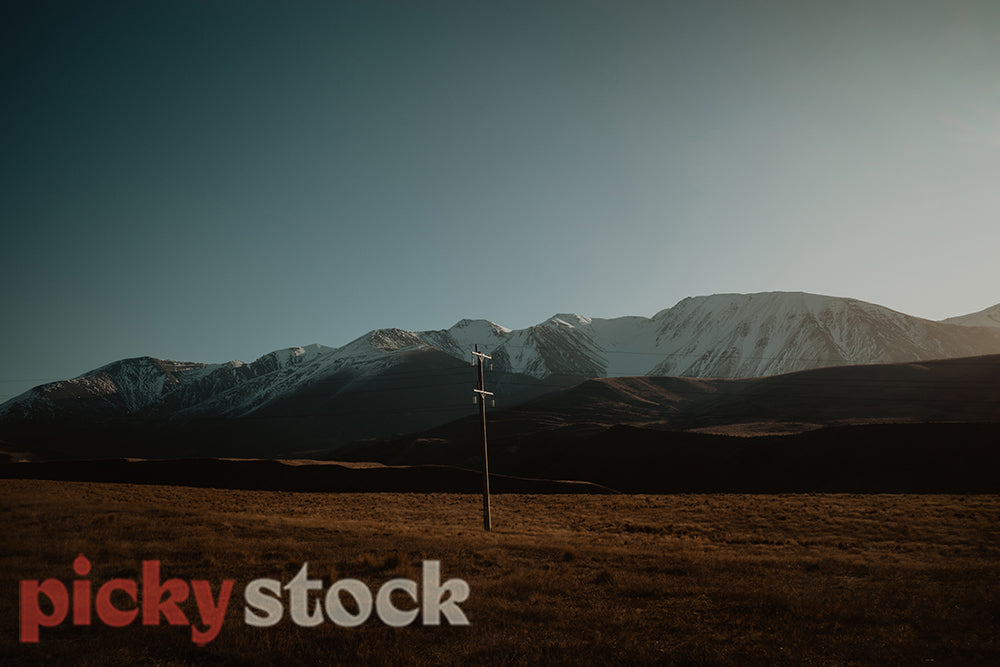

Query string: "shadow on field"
[0, 458, 615, 494]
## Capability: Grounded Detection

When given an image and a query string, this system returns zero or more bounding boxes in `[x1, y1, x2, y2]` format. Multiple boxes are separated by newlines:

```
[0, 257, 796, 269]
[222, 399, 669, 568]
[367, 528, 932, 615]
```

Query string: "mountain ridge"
[3, 292, 999, 454]
[942, 302, 1000, 328]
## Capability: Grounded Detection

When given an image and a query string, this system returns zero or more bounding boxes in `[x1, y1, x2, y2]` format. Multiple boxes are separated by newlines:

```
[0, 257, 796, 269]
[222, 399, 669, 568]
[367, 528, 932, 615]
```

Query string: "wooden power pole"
[472, 344, 494, 531]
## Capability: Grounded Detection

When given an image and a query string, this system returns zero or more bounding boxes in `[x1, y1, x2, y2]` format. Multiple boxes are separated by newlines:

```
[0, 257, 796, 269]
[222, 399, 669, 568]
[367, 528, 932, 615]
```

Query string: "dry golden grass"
[2, 480, 999, 665]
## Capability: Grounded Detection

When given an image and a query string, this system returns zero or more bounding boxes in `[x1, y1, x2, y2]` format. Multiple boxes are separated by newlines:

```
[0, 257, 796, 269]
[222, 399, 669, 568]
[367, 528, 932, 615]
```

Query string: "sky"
[1, 0, 999, 403]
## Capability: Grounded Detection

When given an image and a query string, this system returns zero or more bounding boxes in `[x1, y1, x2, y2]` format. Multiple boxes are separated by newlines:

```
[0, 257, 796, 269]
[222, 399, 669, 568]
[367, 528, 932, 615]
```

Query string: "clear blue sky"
[2, 0, 999, 402]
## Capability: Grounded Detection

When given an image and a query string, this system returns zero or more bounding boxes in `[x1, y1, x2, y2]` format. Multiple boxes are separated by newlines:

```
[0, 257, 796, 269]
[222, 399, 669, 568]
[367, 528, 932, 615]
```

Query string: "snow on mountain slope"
[941, 303, 1000, 328]
[644, 292, 1000, 377]
[494, 316, 606, 378]
[4, 292, 1000, 428]
[648, 293, 926, 377]
[163, 345, 344, 418]
[419, 316, 605, 379]
[168, 333, 429, 419]
[0, 346, 336, 423]
[547, 314, 663, 378]
[0, 357, 216, 422]
[441, 293, 1000, 381]
[421, 319, 512, 362]
[413, 293, 1000, 382]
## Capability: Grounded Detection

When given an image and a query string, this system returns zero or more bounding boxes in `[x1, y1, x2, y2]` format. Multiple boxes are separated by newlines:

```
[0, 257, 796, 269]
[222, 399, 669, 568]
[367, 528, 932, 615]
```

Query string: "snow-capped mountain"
[2, 292, 1000, 441]
[643, 292, 1000, 377]
[0, 346, 330, 423]
[426, 292, 1000, 380]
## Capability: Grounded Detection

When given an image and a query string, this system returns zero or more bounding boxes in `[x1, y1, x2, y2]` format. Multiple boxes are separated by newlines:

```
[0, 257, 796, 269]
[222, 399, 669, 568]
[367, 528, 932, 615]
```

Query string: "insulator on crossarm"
[491, 399, 495, 408]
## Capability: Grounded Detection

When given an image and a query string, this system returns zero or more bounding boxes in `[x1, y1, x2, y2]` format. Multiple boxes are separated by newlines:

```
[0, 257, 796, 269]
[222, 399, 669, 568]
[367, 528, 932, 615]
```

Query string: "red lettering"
[190, 580, 234, 645]
[19, 579, 69, 643]
[95, 579, 138, 627]
[72, 554, 93, 625]
[73, 580, 91, 625]
[142, 560, 190, 626]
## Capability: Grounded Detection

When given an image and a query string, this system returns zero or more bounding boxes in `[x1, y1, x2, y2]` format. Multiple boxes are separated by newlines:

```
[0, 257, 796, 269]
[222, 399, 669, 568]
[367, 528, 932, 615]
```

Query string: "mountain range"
[2, 291, 999, 461]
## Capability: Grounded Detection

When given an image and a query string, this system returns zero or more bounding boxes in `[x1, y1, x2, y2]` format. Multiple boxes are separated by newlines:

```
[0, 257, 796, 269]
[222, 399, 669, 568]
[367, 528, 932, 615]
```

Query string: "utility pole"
[472, 344, 493, 532]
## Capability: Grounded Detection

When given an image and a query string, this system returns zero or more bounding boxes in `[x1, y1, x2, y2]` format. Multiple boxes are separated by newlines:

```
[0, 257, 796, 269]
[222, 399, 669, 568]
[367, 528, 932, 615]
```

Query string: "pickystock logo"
[20, 554, 470, 644]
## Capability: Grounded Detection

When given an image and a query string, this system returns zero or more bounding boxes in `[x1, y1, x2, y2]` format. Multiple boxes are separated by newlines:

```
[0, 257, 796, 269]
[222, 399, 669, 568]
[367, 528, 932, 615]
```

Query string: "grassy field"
[2, 479, 999, 665]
